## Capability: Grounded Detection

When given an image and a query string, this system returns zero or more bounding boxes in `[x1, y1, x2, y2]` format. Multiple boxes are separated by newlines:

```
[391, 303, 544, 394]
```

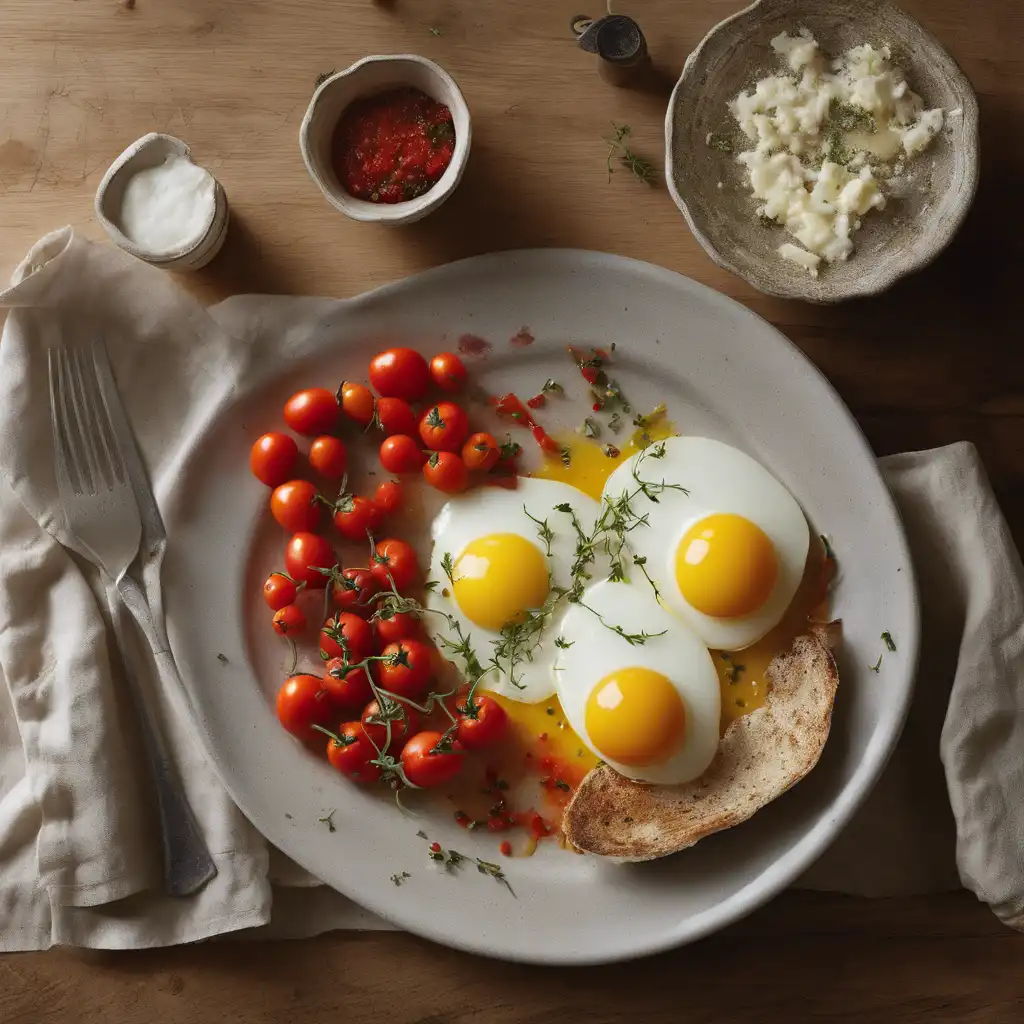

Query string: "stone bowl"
[665, 0, 979, 302]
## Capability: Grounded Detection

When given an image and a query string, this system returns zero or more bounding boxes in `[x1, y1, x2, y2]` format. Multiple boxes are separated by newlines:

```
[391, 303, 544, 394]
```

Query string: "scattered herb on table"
[318, 810, 337, 832]
[881, 631, 897, 652]
[391, 871, 411, 886]
[870, 654, 883, 673]
[605, 123, 656, 185]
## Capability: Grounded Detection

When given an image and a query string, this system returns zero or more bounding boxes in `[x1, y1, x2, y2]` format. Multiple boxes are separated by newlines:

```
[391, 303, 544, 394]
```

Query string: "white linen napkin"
[0, 228, 1020, 950]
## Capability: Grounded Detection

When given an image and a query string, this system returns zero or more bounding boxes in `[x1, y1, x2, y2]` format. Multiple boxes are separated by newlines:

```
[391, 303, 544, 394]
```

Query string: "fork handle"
[115, 574, 218, 897]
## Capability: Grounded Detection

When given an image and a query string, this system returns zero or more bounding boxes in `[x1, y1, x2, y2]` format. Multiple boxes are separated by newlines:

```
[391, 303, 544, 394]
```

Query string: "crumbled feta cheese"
[901, 106, 944, 156]
[779, 243, 821, 276]
[725, 29, 944, 274]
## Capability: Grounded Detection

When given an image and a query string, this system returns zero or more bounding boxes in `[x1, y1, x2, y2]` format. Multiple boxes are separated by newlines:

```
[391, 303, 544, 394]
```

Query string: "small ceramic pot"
[300, 54, 472, 226]
[94, 133, 230, 271]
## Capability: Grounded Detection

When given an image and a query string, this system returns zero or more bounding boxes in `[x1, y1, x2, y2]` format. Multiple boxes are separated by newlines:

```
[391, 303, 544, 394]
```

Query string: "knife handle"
[113, 573, 218, 897]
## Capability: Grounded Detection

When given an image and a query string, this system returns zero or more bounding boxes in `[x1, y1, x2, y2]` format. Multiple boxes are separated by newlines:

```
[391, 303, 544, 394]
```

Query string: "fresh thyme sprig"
[574, 597, 666, 646]
[441, 551, 456, 585]
[523, 506, 555, 557]
[488, 582, 568, 690]
[605, 123, 657, 185]
[631, 555, 661, 602]
[629, 442, 688, 502]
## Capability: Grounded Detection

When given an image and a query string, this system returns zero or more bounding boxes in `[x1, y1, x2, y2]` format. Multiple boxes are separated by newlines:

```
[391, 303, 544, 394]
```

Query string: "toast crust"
[562, 623, 840, 861]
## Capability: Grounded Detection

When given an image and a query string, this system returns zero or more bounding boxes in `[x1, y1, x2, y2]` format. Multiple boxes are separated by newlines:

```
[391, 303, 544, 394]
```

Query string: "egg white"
[601, 436, 810, 651]
[425, 477, 606, 702]
[552, 578, 721, 784]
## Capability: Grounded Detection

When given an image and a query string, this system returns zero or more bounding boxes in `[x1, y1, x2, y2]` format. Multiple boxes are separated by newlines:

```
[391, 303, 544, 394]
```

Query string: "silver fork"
[48, 343, 217, 898]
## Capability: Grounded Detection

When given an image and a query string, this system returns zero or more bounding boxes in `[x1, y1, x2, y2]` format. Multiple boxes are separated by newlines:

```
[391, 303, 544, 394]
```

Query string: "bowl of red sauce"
[300, 54, 471, 225]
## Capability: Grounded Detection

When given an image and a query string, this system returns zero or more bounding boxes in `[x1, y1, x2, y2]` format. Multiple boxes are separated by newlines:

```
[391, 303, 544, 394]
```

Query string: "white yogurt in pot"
[117, 153, 217, 256]
[95, 133, 230, 271]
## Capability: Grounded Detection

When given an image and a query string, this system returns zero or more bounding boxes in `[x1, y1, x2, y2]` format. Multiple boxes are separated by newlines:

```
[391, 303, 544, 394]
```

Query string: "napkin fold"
[0, 229, 1020, 951]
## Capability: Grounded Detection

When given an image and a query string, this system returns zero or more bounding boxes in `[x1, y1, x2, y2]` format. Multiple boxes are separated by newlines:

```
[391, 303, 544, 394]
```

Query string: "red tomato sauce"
[331, 87, 455, 204]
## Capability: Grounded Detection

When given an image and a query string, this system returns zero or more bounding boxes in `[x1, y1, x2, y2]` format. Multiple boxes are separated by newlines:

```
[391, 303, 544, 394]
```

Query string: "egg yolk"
[452, 533, 550, 631]
[675, 513, 778, 618]
[584, 667, 687, 766]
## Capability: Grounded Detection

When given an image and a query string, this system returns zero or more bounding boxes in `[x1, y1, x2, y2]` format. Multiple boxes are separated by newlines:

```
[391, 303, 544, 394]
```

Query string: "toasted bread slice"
[562, 623, 840, 861]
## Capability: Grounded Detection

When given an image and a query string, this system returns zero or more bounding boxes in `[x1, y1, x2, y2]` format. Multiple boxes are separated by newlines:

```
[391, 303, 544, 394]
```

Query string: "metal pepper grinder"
[572, 13, 650, 88]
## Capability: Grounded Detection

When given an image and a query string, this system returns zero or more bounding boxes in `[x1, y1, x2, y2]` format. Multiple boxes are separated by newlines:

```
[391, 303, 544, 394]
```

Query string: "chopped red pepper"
[499, 840, 512, 857]
[490, 392, 560, 455]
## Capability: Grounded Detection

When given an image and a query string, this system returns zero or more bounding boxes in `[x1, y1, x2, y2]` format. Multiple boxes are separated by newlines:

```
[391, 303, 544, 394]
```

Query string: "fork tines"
[48, 344, 127, 497]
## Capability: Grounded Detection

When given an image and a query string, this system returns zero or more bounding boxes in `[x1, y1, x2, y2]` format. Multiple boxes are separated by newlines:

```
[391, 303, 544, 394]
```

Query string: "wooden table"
[2, 0, 1023, 1019]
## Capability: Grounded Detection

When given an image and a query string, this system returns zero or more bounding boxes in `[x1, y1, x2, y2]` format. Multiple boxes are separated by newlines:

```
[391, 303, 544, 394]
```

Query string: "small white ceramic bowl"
[94, 133, 229, 271]
[300, 54, 471, 226]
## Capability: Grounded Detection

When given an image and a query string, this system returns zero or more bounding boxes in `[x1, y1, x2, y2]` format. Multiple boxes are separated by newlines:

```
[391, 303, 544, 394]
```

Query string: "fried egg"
[601, 436, 809, 651]
[425, 478, 606, 702]
[552, 579, 721, 784]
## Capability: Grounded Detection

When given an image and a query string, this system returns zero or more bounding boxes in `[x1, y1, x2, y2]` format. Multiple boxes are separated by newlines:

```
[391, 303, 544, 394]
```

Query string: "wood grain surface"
[2, 0, 1023, 1019]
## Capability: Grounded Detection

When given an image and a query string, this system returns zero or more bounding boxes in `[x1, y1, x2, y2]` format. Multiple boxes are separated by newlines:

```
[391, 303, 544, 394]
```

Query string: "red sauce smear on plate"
[457, 334, 491, 356]
[332, 87, 455, 204]
[509, 328, 534, 347]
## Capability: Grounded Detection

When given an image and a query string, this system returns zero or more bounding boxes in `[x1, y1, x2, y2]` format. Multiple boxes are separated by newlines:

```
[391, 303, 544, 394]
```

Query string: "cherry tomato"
[370, 538, 420, 591]
[332, 495, 381, 542]
[322, 658, 373, 708]
[263, 572, 298, 610]
[270, 480, 321, 533]
[369, 348, 431, 401]
[374, 610, 421, 646]
[272, 604, 306, 636]
[320, 612, 374, 661]
[429, 352, 467, 393]
[461, 432, 500, 471]
[456, 695, 509, 750]
[326, 721, 382, 782]
[374, 480, 403, 517]
[284, 388, 338, 436]
[309, 435, 348, 479]
[250, 432, 299, 487]
[284, 532, 335, 588]
[379, 434, 426, 474]
[360, 698, 422, 753]
[331, 567, 379, 612]
[374, 639, 433, 699]
[276, 674, 334, 743]
[375, 397, 418, 437]
[423, 451, 469, 493]
[418, 402, 469, 453]
[338, 381, 376, 427]
[401, 731, 464, 788]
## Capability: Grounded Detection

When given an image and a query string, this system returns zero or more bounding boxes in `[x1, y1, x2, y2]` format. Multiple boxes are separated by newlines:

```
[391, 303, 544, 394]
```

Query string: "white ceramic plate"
[162, 251, 919, 964]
